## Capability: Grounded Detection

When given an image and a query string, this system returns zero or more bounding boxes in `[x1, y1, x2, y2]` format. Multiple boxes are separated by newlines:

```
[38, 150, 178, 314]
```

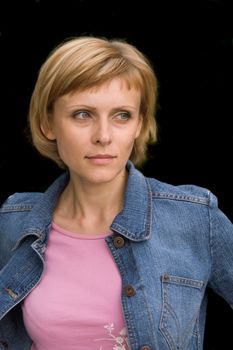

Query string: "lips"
[86, 154, 116, 159]
[85, 154, 117, 164]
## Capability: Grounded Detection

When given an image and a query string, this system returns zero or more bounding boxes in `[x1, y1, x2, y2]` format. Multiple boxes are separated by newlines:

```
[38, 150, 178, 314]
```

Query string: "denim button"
[124, 284, 136, 297]
[113, 236, 125, 248]
[162, 274, 170, 282]
[140, 346, 152, 350]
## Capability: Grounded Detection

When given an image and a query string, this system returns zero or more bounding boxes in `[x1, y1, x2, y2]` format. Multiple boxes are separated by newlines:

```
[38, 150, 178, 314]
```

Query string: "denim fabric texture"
[0, 161, 233, 350]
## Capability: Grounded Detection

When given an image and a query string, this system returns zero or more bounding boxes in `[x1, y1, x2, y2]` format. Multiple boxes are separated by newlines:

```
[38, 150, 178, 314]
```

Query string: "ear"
[135, 114, 143, 139]
[40, 121, 56, 140]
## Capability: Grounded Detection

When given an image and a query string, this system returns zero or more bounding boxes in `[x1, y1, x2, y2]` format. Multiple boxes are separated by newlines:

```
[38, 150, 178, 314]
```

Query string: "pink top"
[22, 222, 129, 350]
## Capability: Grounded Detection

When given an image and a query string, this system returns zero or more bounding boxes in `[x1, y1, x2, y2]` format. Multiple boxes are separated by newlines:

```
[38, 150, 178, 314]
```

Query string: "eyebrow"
[67, 104, 138, 112]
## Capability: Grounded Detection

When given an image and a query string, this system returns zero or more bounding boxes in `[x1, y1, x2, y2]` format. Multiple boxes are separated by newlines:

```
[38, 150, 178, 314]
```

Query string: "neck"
[69, 171, 127, 215]
[54, 169, 128, 233]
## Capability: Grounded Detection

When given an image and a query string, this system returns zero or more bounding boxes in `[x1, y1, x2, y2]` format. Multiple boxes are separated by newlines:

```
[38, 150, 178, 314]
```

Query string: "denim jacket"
[0, 161, 233, 350]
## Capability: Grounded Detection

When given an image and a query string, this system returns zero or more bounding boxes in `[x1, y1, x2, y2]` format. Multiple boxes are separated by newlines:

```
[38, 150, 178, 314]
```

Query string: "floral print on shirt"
[95, 323, 130, 349]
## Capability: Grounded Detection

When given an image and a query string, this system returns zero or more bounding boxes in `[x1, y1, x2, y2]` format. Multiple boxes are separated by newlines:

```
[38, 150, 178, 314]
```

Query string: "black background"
[0, 0, 233, 348]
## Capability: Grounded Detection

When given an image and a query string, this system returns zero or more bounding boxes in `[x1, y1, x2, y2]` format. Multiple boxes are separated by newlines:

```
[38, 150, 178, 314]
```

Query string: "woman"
[0, 36, 233, 350]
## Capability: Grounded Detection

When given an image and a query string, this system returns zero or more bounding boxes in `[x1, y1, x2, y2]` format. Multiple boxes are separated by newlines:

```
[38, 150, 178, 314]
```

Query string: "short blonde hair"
[29, 36, 159, 167]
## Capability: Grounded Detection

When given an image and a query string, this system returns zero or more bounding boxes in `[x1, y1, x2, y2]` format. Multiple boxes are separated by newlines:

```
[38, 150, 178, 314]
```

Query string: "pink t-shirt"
[22, 222, 129, 350]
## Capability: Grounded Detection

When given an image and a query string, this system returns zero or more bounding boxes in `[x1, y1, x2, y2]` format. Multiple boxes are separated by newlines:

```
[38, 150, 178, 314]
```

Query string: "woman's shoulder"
[0, 191, 44, 213]
[0, 192, 45, 267]
[146, 176, 214, 206]
[131, 163, 214, 206]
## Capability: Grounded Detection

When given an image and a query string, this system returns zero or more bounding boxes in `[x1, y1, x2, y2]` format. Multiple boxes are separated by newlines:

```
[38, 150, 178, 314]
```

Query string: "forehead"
[54, 77, 142, 112]
[66, 77, 142, 102]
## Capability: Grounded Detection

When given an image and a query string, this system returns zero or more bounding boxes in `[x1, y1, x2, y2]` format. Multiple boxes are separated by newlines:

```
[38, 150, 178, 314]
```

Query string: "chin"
[88, 174, 117, 184]
[86, 168, 124, 185]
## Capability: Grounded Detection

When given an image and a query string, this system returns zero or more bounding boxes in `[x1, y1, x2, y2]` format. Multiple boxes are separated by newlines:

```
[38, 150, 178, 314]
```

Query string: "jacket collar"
[111, 161, 152, 241]
[20, 161, 152, 243]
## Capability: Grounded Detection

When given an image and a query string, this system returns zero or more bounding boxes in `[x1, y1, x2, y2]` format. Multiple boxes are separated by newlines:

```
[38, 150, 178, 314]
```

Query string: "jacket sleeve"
[208, 191, 233, 307]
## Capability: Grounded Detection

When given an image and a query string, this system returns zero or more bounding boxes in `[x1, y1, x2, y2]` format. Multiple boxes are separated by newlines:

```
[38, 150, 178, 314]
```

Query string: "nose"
[91, 118, 112, 146]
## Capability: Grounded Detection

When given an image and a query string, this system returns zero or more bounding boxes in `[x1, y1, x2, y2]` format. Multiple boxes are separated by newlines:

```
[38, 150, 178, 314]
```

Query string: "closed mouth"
[86, 155, 116, 159]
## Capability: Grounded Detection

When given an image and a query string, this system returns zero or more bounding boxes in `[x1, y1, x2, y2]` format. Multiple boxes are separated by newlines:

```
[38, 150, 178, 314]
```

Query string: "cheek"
[129, 122, 143, 142]
[119, 130, 139, 150]
[56, 135, 81, 160]
[136, 118, 143, 138]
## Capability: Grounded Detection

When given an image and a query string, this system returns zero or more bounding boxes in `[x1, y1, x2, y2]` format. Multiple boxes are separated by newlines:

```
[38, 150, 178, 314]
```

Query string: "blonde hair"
[29, 36, 159, 167]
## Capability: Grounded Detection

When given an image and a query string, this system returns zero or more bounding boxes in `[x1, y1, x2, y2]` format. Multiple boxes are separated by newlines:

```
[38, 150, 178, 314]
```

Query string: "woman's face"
[46, 77, 143, 186]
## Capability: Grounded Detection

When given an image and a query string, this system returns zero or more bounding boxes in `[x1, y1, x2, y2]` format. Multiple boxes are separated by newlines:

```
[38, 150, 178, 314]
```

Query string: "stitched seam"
[0, 205, 33, 213]
[152, 192, 209, 205]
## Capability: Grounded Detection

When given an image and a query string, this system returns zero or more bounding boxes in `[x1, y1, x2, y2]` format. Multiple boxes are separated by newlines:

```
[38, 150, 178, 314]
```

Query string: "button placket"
[107, 235, 155, 347]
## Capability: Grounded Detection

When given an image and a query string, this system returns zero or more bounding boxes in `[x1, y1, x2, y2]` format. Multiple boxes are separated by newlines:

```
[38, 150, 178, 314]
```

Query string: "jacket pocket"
[159, 274, 204, 350]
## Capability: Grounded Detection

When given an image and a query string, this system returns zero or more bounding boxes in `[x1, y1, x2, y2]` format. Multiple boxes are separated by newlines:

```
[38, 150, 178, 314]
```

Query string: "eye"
[116, 112, 130, 121]
[73, 111, 90, 119]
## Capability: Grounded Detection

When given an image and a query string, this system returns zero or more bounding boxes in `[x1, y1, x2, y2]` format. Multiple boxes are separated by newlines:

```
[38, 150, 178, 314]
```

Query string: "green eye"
[74, 111, 90, 119]
[117, 112, 130, 120]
